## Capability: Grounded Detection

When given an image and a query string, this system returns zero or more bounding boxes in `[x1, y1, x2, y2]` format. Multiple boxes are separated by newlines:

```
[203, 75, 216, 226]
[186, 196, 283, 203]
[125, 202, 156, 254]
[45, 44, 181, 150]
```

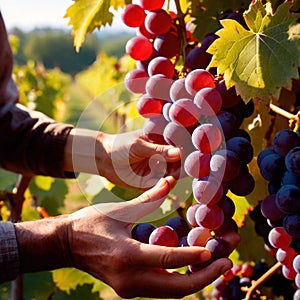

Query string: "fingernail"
[166, 148, 181, 158]
[200, 249, 211, 261]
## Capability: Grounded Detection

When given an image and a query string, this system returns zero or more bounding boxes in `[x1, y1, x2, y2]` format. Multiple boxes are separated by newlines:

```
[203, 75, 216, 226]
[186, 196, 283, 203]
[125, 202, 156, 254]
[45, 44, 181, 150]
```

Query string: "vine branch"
[242, 261, 282, 300]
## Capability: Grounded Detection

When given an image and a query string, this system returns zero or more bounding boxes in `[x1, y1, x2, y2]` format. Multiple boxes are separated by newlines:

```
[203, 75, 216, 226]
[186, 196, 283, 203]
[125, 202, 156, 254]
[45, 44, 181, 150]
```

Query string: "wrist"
[14, 215, 73, 274]
[63, 128, 109, 175]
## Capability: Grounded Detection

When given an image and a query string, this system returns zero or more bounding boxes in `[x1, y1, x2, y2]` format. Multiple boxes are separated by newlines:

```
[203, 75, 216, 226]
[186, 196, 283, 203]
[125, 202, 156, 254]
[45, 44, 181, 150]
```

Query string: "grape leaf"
[65, 0, 128, 51]
[189, 0, 251, 42]
[207, 1, 300, 103]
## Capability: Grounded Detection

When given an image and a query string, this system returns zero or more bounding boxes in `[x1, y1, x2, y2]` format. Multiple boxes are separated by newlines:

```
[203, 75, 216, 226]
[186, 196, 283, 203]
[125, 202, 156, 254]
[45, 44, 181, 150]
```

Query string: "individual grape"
[214, 218, 238, 236]
[217, 195, 235, 218]
[145, 9, 172, 35]
[187, 226, 212, 246]
[184, 150, 211, 179]
[191, 123, 223, 153]
[257, 148, 275, 168]
[210, 149, 241, 182]
[261, 194, 285, 222]
[139, 0, 165, 11]
[124, 69, 149, 94]
[121, 4, 146, 28]
[259, 153, 286, 181]
[185, 46, 213, 71]
[126, 36, 153, 61]
[251, 260, 269, 280]
[210, 111, 239, 140]
[148, 56, 174, 78]
[293, 254, 300, 273]
[145, 74, 173, 100]
[169, 98, 201, 127]
[217, 81, 242, 108]
[276, 247, 297, 266]
[195, 204, 224, 230]
[276, 184, 300, 214]
[165, 216, 190, 238]
[194, 87, 222, 116]
[185, 69, 215, 96]
[163, 121, 195, 154]
[178, 236, 189, 247]
[154, 32, 181, 58]
[132, 223, 156, 243]
[268, 227, 292, 249]
[186, 203, 201, 227]
[282, 171, 300, 186]
[282, 264, 297, 280]
[169, 78, 191, 101]
[283, 214, 300, 239]
[241, 262, 254, 278]
[137, 22, 156, 39]
[286, 147, 300, 176]
[228, 167, 255, 196]
[273, 129, 300, 157]
[226, 136, 254, 164]
[143, 115, 168, 144]
[236, 128, 251, 142]
[268, 179, 282, 194]
[192, 176, 223, 205]
[206, 237, 231, 258]
[149, 225, 179, 246]
[136, 94, 166, 117]
[162, 101, 172, 121]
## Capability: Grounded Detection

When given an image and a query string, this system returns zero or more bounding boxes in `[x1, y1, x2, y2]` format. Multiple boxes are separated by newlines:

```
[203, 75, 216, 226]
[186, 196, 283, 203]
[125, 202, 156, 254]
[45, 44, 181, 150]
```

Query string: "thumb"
[127, 176, 176, 222]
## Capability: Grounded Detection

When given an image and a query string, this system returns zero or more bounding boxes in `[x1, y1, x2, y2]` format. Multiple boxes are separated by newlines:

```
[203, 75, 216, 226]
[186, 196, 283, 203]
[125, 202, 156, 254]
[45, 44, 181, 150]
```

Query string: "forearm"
[14, 215, 73, 274]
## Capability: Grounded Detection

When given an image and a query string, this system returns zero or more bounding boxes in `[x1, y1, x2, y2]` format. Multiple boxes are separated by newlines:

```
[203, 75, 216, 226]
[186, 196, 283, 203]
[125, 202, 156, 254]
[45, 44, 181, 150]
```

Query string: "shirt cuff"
[0, 221, 19, 283]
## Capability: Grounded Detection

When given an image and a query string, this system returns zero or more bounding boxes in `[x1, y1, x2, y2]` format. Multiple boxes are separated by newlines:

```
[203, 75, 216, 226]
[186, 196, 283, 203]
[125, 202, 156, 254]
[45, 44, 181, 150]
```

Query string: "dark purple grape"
[165, 216, 190, 238]
[276, 184, 300, 214]
[286, 146, 300, 176]
[283, 214, 300, 238]
[226, 136, 254, 164]
[259, 153, 286, 181]
[273, 129, 300, 157]
[228, 167, 255, 196]
[132, 223, 156, 243]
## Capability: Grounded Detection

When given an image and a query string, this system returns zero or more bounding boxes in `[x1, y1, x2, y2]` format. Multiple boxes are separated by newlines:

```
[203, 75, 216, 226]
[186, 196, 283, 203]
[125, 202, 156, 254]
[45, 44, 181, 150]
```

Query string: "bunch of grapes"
[257, 129, 300, 288]
[208, 260, 296, 299]
[121, 0, 256, 272]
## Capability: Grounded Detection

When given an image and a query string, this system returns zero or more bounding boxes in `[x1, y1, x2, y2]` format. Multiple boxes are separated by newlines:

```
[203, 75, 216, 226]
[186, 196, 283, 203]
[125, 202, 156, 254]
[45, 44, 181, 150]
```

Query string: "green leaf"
[208, 1, 300, 103]
[189, 0, 250, 42]
[65, 0, 127, 51]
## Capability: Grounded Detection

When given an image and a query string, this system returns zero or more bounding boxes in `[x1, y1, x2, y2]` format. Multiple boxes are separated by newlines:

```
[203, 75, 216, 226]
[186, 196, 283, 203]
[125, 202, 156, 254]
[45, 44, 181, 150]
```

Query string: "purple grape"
[132, 223, 156, 243]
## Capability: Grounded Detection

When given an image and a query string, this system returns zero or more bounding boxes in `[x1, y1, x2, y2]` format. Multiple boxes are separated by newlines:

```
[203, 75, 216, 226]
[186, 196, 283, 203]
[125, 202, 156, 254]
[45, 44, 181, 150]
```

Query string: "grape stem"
[242, 261, 282, 300]
[269, 103, 300, 132]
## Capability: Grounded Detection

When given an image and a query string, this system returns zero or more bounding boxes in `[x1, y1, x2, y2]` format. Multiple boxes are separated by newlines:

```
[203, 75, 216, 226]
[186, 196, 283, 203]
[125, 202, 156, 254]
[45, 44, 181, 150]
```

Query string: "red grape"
[126, 36, 153, 61]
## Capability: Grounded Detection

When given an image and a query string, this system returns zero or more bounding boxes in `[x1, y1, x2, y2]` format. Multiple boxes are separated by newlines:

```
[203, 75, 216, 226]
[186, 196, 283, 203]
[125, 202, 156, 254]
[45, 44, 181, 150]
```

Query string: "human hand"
[64, 128, 183, 189]
[66, 176, 240, 298]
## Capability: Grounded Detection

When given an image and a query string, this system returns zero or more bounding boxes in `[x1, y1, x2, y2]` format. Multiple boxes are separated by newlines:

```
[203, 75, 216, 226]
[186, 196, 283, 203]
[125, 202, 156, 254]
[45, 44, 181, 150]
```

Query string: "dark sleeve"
[0, 101, 76, 178]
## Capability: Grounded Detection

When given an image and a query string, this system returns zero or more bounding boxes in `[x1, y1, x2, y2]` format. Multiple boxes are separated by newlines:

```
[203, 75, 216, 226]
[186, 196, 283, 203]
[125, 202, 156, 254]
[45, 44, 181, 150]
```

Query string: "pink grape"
[121, 4, 146, 28]
[169, 78, 191, 101]
[282, 264, 297, 280]
[145, 74, 173, 100]
[136, 94, 166, 117]
[187, 226, 212, 246]
[137, 23, 156, 39]
[145, 9, 172, 35]
[124, 69, 149, 94]
[195, 204, 225, 230]
[184, 150, 211, 179]
[186, 203, 201, 227]
[192, 123, 222, 153]
[139, 0, 165, 11]
[169, 98, 201, 127]
[148, 56, 174, 78]
[293, 254, 300, 273]
[194, 87, 222, 116]
[268, 227, 292, 249]
[143, 115, 168, 144]
[126, 36, 153, 61]
[185, 69, 215, 96]
[149, 225, 179, 246]
[162, 101, 172, 121]
[276, 247, 297, 266]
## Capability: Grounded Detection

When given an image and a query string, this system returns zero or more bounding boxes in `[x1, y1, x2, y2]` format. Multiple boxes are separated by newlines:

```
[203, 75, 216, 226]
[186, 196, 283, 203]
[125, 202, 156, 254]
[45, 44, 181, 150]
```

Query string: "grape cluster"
[208, 260, 296, 299]
[122, 0, 255, 271]
[257, 129, 300, 287]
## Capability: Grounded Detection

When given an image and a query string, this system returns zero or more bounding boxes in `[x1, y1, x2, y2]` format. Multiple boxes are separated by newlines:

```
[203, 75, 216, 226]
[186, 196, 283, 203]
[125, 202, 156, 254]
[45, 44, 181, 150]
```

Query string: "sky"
[0, 0, 131, 33]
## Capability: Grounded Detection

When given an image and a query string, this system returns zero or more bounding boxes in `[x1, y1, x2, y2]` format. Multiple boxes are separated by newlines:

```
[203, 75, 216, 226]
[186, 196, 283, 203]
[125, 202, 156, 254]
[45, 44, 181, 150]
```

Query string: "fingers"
[138, 138, 182, 162]
[124, 258, 232, 299]
[126, 176, 176, 222]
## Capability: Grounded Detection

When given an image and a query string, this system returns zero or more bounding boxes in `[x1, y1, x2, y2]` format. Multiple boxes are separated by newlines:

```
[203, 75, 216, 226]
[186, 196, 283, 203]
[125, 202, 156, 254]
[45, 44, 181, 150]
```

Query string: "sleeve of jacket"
[0, 101, 76, 178]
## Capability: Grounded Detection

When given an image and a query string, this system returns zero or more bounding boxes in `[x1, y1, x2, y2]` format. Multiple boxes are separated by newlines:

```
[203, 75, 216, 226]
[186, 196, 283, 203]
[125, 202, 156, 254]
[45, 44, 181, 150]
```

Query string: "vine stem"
[269, 103, 300, 132]
[242, 261, 282, 300]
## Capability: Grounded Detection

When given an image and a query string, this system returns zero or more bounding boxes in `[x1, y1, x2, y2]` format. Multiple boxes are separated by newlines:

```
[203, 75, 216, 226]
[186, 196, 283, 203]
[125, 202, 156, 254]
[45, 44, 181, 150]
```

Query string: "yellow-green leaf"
[207, 1, 300, 103]
[65, 0, 127, 51]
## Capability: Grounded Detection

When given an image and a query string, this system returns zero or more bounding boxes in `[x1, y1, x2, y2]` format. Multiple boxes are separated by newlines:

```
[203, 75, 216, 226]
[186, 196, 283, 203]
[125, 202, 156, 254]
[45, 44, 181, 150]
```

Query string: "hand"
[15, 177, 240, 298]
[64, 128, 182, 189]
